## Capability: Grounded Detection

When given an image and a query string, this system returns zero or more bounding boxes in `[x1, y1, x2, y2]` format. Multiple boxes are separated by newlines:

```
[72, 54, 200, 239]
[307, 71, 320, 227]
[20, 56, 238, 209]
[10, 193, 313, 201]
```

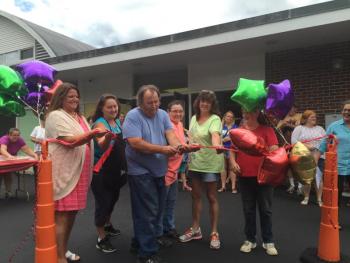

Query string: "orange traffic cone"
[300, 136, 349, 263]
[317, 139, 339, 262]
[35, 141, 57, 263]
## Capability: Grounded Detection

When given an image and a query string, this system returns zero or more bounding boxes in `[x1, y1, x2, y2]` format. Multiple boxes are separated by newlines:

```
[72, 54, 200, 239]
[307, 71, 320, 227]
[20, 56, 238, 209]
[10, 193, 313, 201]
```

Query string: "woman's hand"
[182, 181, 192, 191]
[104, 132, 116, 141]
[92, 127, 109, 138]
[303, 143, 314, 150]
[231, 161, 241, 174]
[222, 137, 231, 143]
[215, 145, 225, 154]
[178, 144, 199, 154]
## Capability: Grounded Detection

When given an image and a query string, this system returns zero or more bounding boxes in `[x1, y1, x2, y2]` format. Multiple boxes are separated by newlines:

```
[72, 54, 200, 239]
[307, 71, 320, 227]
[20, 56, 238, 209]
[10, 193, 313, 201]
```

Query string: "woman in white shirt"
[291, 110, 326, 206]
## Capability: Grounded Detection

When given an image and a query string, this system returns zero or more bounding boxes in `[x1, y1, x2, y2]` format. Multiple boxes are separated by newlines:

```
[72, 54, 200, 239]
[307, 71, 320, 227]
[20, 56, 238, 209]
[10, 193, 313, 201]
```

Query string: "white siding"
[78, 73, 133, 103]
[0, 16, 34, 54]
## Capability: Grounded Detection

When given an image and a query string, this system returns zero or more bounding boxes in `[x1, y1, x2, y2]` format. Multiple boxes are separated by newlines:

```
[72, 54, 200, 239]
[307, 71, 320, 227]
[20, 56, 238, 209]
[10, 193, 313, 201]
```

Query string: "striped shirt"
[291, 125, 326, 150]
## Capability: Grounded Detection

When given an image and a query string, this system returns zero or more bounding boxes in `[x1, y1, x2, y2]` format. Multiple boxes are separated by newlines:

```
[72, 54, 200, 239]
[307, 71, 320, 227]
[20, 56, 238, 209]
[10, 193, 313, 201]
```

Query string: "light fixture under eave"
[332, 58, 344, 70]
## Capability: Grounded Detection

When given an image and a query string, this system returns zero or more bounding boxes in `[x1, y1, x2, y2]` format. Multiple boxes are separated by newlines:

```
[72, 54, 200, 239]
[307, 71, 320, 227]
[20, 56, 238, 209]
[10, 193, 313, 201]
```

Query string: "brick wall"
[266, 41, 350, 126]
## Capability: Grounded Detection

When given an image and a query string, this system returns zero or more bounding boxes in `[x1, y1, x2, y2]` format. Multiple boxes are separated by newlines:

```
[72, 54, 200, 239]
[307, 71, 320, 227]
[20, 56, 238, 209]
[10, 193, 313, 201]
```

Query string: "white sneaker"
[5, 191, 13, 199]
[297, 187, 303, 196]
[209, 232, 220, 250]
[240, 240, 256, 253]
[262, 243, 278, 256]
[301, 198, 309, 205]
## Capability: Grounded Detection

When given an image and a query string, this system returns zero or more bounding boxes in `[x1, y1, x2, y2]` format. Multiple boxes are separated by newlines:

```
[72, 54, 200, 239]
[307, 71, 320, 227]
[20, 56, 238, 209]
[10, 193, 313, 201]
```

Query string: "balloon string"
[261, 112, 289, 145]
[190, 144, 238, 152]
[284, 135, 329, 151]
[17, 96, 39, 115]
[36, 83, 41, 125]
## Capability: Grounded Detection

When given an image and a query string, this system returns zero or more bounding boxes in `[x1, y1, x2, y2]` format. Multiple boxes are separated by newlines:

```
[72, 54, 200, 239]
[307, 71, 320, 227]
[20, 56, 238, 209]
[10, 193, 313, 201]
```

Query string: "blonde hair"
[300, 110, 316, 125]
[222, 111, 235, 124]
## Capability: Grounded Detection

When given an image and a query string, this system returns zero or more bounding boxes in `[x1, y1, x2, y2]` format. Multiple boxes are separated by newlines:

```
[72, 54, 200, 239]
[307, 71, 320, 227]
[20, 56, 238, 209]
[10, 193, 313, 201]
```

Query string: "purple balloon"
[16, 60, 57, 84]
[266, 79, 294, 119]
[24, 91, 45, 107]
[24, 81, 41, 93]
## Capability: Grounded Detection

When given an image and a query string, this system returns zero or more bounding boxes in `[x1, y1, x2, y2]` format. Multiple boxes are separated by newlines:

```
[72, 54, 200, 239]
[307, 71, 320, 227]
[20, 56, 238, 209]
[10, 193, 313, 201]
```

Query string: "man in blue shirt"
[123, 85, 183, 263]
[320, 100, 350, 206]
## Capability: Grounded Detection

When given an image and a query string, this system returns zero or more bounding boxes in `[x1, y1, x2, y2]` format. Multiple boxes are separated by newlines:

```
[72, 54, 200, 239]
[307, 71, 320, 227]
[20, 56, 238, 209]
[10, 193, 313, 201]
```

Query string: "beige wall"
[188, 53, 265, 92]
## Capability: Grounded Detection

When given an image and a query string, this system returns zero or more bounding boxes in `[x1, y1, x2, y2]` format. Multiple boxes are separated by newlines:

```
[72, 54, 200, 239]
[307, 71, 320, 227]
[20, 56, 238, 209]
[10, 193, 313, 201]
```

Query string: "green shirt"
[188, 114, 224, 173]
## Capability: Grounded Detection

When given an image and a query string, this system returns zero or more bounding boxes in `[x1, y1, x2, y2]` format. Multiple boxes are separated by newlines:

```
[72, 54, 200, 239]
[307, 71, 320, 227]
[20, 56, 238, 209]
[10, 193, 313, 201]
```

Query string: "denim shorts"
[188, 171, 219, 182]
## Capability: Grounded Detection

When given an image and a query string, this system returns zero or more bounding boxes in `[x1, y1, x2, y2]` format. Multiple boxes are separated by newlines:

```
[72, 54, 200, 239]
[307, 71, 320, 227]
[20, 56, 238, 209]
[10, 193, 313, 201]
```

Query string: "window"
[20, 48, 34, 60]
[0, 51, 20, 65]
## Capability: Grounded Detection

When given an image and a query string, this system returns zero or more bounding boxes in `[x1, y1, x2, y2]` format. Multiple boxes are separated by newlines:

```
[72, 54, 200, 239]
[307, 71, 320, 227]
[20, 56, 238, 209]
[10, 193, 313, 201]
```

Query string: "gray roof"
[0, 10, 94, 57]
[42, 0, 350, 65]
[23, 20, 95, 56]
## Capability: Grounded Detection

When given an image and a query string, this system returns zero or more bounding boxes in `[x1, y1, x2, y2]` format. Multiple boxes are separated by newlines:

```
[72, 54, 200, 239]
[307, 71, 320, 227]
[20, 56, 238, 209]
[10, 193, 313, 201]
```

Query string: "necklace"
[67, 111, 78, 120]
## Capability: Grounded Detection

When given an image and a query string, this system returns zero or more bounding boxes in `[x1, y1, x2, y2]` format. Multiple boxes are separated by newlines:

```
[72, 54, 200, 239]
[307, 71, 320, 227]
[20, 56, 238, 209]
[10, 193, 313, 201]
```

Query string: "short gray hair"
[342, 99, 350, 108]
[136, 84, 160, 106]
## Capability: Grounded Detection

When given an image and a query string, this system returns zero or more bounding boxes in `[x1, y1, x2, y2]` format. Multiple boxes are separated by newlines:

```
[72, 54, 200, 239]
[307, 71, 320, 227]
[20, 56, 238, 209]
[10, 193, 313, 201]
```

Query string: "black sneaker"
[137, 255, 166, 263]
[96, 237, 117, 253]
[164, 229, 179, 239]
[104, 224, 121, 237]
[157, 236, 173, 248]
[130, 238, 139, 254]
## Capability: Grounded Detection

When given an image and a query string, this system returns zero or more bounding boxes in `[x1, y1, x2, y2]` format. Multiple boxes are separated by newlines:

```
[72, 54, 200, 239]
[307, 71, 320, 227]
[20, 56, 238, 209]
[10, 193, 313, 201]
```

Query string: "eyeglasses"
[342, 109, 350, 113]
[170, 110, 184, 113]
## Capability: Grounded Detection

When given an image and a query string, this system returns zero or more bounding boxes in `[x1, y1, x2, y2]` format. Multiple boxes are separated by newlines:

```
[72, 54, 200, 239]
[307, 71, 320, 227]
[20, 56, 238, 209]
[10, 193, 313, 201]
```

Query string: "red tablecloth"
[0, 157, 38, 174]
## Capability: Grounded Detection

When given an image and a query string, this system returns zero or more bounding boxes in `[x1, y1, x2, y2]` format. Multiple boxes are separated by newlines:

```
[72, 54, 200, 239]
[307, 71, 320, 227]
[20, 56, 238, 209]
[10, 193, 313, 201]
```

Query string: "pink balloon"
[45, 79, 63, 101]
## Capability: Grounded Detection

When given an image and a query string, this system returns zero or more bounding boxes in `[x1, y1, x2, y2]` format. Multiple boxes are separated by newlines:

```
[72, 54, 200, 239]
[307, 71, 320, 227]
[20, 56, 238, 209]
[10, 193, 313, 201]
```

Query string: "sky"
[1, 0, 330, 48]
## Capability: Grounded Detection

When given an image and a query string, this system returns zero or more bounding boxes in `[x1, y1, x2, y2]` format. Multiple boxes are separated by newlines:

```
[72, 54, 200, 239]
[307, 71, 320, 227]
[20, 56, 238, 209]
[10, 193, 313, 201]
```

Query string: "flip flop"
[65, 250, 80, 262]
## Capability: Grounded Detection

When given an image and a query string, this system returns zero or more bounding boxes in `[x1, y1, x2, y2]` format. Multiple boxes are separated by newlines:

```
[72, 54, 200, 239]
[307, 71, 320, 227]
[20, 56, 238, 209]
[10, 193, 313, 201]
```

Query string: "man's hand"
[162, 145, 178, 156]
[5, 155, 16, 160]
[33, 153, 39, 160]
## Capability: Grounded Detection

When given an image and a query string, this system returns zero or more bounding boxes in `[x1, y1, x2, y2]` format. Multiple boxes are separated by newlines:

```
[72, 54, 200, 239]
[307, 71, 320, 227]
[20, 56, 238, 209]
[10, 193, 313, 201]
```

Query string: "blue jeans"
[128, 174, 166, 257]
[240, 177, 274, 243]
[162, 180, 178, 233]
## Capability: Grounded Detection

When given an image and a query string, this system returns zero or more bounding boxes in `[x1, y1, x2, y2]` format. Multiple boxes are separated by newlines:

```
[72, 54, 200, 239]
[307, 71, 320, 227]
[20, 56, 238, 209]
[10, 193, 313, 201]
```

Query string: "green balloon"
[0, 94, 25, 117]
[0, 65, 26, 96]
[231, 78, 267, 112]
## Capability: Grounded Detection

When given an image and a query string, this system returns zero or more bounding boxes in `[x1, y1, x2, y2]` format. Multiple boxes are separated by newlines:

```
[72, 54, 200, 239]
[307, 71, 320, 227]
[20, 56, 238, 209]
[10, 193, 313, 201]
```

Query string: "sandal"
[66, 250, 80, 262]
[286, 186, 294, 194]
[218, 188, 226, 192]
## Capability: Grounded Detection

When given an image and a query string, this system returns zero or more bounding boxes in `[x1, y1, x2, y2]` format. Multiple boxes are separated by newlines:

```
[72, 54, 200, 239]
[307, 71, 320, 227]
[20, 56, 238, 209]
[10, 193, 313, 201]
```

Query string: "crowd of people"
[0, 83, 350, 263]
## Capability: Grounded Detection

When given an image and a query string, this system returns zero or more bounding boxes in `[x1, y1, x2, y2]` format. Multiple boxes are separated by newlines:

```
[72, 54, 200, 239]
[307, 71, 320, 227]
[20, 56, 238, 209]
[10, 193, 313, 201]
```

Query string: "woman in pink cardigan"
[45, 83, 106, 263]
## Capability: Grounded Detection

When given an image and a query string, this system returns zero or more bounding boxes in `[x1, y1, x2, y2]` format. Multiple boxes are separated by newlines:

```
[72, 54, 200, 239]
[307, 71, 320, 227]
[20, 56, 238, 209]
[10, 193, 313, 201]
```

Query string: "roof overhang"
[43, 1, 350, 80]
[0, 10, 56, 57]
